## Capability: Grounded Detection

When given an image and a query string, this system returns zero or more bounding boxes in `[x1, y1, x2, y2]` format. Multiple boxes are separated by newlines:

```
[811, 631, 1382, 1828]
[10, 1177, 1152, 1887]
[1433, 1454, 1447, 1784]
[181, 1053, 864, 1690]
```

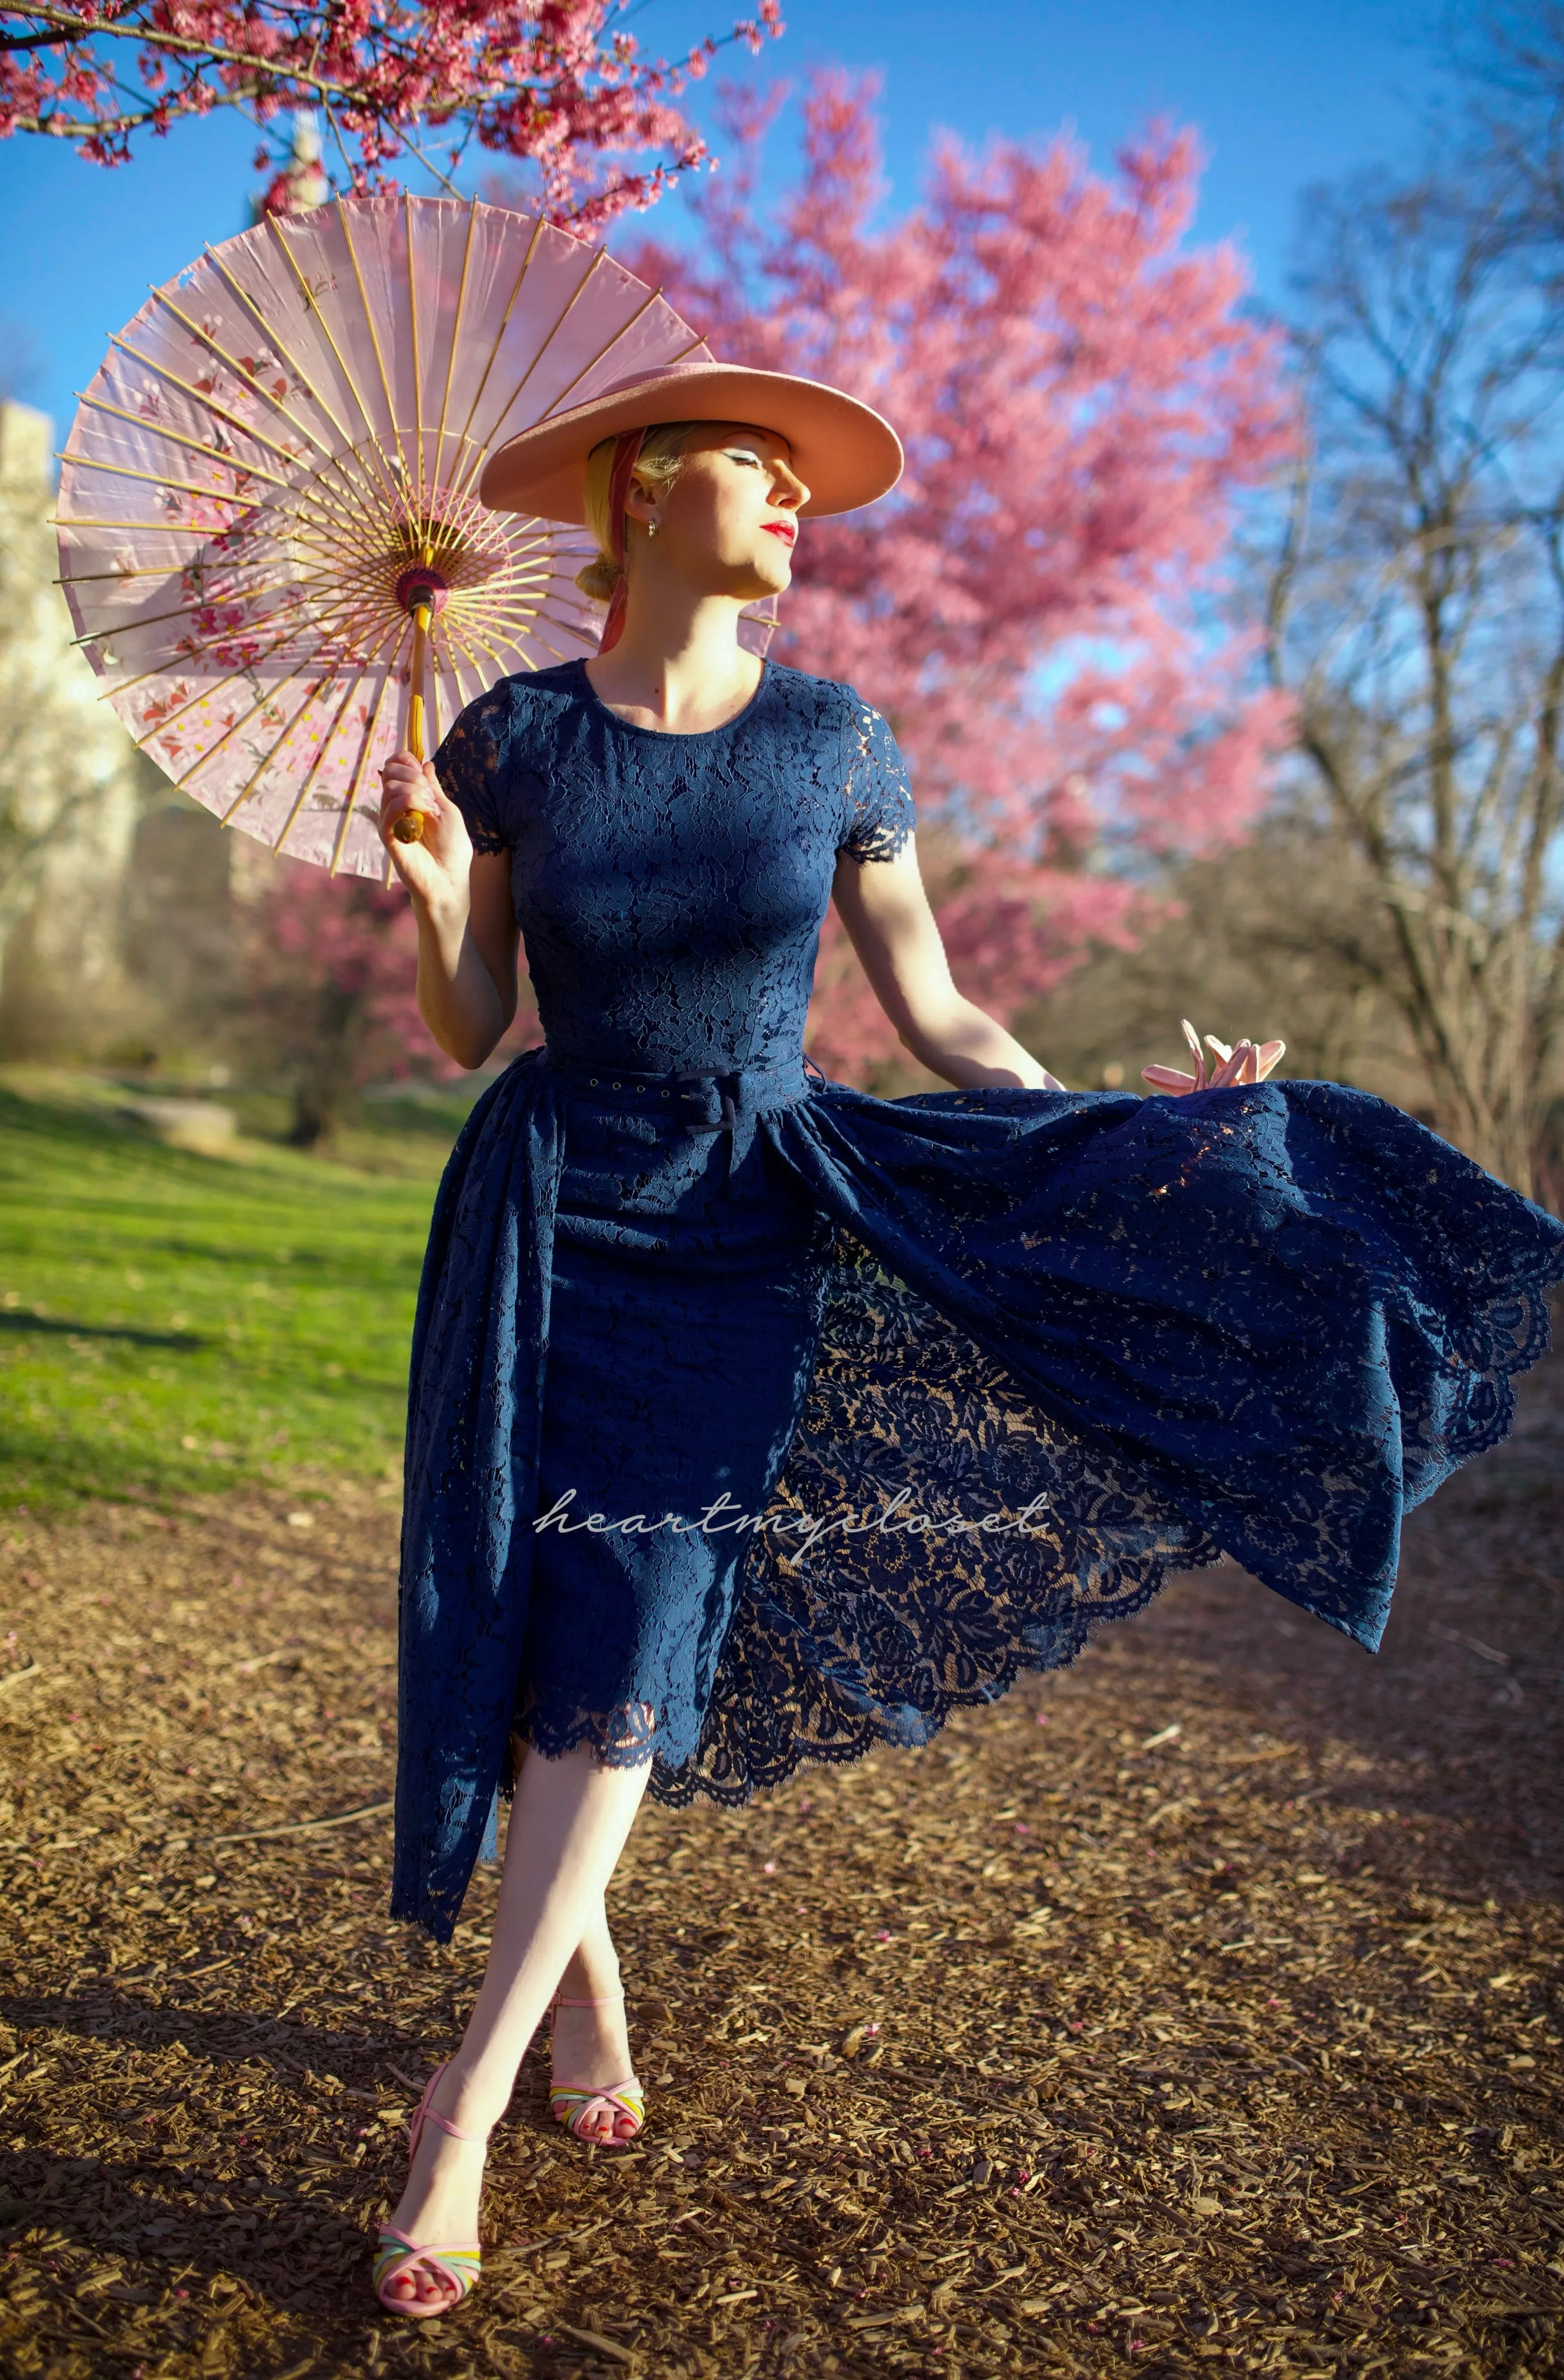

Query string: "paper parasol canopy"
[56, 196, 775, 880]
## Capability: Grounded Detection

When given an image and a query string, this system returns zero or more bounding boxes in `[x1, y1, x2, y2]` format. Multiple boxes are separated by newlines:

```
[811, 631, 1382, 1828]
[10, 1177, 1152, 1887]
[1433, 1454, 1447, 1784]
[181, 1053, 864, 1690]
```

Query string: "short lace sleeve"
[838, 691, 915, 864]
[433, 689, 512, 855]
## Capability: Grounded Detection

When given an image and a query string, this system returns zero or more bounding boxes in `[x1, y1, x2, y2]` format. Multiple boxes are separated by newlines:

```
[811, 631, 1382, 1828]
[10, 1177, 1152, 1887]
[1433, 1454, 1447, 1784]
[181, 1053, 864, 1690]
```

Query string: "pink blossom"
[629, 76, 1297, 1077]
[0, 2, 781, 232]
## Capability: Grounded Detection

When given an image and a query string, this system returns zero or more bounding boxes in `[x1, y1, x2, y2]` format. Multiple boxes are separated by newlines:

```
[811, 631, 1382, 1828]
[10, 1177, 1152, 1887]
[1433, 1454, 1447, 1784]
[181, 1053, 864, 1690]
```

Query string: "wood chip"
[0, 1355, 1560, 2377]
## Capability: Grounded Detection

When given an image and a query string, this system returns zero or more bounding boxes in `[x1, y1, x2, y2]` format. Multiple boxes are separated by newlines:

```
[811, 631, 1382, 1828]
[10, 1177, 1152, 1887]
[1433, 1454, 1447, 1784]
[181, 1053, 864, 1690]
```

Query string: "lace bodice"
[433, 659, 915, 1073]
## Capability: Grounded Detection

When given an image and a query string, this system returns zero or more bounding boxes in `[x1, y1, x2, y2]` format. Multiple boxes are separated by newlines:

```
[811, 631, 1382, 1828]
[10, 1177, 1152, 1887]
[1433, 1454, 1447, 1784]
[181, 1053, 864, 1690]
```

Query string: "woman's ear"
[622, 477, 659, 531]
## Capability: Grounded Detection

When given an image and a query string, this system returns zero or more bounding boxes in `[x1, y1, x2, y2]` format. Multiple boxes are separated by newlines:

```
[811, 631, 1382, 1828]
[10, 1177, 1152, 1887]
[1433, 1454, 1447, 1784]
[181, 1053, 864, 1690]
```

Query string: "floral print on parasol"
[55, 193, 762, 880]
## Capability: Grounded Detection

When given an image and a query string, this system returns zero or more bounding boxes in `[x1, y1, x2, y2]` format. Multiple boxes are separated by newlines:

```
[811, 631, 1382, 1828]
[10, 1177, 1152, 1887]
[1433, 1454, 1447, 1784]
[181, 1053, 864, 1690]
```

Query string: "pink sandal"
[548, 1990, 646, 2146]
[373, 2062, 488, 2318]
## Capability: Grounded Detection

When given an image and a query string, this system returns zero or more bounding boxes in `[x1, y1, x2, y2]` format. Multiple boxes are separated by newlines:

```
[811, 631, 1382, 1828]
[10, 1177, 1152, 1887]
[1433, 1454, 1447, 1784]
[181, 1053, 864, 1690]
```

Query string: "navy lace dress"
[391, 655, 1564, 1941]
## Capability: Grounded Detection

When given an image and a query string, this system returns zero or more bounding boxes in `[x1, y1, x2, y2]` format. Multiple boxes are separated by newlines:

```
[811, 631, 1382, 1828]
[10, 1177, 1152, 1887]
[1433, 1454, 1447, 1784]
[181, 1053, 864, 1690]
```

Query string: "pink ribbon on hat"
[597, 427, 646, 655]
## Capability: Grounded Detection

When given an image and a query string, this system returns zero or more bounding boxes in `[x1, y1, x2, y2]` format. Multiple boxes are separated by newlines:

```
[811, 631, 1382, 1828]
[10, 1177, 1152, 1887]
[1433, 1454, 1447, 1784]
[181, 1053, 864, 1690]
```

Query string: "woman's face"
[627, 423, 808, 600]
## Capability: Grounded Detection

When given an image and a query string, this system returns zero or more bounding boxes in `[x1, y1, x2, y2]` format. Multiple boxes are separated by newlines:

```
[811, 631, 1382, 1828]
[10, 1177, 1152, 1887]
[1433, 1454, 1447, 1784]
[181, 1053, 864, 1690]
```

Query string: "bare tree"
[1266, 151, 1564, 1198]
[1455, 4, 1564, 245]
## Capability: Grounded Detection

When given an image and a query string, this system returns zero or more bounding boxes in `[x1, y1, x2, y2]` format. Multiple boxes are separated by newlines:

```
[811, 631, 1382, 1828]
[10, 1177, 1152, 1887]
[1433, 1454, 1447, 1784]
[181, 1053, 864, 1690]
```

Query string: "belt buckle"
[673, 1068, 739, 1136]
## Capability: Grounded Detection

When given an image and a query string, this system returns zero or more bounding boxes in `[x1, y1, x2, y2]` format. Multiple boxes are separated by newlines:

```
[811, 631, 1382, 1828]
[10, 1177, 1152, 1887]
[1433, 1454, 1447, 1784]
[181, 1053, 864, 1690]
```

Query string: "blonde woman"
[372, 360, 1562, 2316]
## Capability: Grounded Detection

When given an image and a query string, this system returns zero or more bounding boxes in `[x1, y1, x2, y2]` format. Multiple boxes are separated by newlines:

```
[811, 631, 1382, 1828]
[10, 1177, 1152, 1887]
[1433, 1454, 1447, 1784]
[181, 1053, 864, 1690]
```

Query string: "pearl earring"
[647, 518, 660, 537]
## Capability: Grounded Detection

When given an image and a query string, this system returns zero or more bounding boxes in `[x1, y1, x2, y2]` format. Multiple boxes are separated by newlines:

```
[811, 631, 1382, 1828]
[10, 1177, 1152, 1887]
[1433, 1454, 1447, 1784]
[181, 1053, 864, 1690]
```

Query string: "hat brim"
[478, 362, 903, 521]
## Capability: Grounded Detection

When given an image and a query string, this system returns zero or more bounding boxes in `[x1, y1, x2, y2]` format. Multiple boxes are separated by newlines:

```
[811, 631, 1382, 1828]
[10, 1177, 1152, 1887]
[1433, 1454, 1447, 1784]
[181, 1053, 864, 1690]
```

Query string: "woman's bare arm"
[379, 753, 521, 1070]
[830, 836, 1061, 1091]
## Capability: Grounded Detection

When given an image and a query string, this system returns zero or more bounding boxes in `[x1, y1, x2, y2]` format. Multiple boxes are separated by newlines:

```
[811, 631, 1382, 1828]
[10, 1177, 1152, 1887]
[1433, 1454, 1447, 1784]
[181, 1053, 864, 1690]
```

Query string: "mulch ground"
[0, 1357, 1560, 2380]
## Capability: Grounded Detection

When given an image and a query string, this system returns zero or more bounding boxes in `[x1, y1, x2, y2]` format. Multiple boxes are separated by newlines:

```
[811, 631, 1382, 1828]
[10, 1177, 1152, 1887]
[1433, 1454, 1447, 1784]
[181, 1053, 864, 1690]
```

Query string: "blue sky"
[1, 0, 1447, 442]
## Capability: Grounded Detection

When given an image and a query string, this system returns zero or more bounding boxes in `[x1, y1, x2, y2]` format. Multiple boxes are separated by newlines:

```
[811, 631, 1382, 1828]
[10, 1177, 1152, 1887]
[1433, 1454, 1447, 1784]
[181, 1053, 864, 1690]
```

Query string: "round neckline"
[571, 655, 771, 740]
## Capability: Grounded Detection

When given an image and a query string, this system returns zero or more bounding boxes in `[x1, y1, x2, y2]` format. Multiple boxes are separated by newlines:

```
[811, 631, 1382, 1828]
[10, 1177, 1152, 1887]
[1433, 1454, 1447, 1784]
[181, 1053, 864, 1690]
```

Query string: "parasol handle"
[407, 598, 432, 762]
[390, 598, 433, 844]
[391, 564, 448, 845]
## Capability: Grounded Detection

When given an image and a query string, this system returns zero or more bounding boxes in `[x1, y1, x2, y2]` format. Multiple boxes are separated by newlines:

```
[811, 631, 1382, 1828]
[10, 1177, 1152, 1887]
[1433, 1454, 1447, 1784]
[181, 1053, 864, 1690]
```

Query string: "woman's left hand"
[1143, 1018, 1286, 1095]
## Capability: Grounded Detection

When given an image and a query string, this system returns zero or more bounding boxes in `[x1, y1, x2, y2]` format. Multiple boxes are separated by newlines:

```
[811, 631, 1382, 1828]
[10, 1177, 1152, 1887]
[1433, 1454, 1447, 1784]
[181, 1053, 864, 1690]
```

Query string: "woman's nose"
[772, 459, 809, 511]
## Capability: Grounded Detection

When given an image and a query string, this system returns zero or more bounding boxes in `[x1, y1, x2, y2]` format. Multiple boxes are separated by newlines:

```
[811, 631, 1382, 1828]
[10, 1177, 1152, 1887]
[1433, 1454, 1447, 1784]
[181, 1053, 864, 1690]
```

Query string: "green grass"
[0, 1074, 473, 1511]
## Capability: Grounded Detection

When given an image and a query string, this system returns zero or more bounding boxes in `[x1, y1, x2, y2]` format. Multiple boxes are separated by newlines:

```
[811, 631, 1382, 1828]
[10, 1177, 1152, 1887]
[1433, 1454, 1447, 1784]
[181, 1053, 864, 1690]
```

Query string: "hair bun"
[575, 554, 621, 603]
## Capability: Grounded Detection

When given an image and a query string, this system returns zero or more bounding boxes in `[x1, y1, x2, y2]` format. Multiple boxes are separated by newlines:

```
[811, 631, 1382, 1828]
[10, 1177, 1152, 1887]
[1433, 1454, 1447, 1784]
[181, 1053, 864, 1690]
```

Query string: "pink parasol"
[56, 195, 776, 880]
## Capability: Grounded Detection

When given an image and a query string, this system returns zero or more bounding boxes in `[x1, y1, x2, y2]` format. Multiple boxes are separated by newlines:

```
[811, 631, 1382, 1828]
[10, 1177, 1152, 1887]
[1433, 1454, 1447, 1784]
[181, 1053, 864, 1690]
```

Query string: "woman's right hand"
[1143, 1018, 1286, 1094]
[377, 752, 474, 913]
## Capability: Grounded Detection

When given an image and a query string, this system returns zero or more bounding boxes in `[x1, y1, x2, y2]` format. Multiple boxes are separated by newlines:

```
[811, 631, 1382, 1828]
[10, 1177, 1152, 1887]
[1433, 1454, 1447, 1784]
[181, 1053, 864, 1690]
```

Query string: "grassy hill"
[0, 1073, 473, 1511]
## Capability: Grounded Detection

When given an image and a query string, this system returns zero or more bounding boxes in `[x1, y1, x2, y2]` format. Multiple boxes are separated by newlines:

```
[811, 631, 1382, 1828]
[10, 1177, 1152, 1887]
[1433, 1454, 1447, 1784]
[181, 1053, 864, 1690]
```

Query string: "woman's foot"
[378, 2064, 504, 2314]
[549, 1989, 644, 2144]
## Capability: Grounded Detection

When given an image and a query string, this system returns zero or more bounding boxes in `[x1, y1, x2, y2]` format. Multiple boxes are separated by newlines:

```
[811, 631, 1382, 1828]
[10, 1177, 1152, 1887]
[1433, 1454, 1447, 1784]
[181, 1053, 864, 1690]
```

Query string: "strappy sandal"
[373, 2061, 488, 2318]
[548, 1989, 646, 2146]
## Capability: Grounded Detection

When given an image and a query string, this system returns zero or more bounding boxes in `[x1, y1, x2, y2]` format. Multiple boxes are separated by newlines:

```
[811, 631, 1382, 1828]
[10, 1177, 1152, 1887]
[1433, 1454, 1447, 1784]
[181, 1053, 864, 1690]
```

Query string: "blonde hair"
[575, 420, 712, 601]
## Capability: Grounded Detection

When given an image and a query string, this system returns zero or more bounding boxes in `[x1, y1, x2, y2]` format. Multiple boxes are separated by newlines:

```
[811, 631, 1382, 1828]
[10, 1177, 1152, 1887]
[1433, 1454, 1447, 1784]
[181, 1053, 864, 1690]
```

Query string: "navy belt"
[542, 1048, 821, 1136]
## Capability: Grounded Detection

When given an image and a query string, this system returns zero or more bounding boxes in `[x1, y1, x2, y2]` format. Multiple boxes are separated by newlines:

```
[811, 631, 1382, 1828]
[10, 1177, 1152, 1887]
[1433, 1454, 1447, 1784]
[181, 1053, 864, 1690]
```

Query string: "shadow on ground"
[0, 1364, 1559, 2377]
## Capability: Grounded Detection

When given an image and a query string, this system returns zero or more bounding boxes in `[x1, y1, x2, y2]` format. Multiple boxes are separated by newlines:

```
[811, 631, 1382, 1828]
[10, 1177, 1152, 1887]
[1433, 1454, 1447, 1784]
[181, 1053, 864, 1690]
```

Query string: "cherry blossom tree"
[0, 0, 782, 228]
[629, 76, 1298, 1075]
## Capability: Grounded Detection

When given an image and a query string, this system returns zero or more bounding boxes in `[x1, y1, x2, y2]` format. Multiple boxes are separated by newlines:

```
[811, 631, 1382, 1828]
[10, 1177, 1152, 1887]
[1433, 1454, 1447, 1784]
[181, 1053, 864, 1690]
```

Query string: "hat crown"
[588, 360, 716, 407]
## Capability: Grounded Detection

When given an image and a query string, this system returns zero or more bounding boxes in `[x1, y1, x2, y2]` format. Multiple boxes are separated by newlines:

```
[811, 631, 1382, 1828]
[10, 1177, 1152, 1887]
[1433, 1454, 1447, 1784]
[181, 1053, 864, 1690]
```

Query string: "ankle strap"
[553, 1991, 624, 2009]
[421, 2104, 489, 2143]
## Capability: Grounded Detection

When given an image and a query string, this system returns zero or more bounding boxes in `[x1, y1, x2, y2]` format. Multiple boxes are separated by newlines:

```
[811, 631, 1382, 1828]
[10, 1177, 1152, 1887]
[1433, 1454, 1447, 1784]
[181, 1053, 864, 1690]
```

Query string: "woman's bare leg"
[383, 1744, 650, 2308]
[550, 1894, 639, 2142]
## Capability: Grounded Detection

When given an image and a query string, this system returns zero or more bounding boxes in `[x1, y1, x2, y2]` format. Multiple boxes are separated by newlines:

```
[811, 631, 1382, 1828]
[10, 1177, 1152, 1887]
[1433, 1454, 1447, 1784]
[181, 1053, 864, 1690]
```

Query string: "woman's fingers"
[1147, 1025, 1286, 1095]
[1211, 1039, 1255, 1088]
[378, 752, 445, 847]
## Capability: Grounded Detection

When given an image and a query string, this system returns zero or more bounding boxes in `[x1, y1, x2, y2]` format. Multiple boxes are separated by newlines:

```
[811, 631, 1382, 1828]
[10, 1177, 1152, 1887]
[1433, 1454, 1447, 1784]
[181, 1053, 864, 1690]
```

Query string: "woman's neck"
[584, 585, 762, 734]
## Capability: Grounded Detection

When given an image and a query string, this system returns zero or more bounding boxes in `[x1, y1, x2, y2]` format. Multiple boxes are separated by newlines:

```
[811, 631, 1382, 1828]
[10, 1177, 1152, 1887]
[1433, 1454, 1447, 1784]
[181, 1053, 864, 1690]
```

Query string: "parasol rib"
[56, 449, 267, 511]
[432, 199, 479, 497]
[334, 203, 403, 469]
[274, 657, 386, 856]
[447, 208, 548, 486]
[330, 659, 401, 874]
[200, 242, 409, 512]
[262, 214, 407, 503]
[447, 245, 608, 506]
[52, 515, 262, 536]
[406, 192, 425, 501]
[56, 561, 268, 585]
[140, 291, 366, 479]
[67, 579, 298, 651]
[70, 394, 298, 490]
[103, 325, 405, 547]
[111, 320, 331, 468]
[124, 567, 393, 730]
[214, 631, 399, 829]
[534, 284, 667, 422]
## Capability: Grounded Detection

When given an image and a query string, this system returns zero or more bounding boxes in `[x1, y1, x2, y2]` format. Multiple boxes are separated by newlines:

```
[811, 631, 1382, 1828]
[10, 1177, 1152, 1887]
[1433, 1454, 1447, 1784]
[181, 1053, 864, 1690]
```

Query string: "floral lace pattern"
[652, 1226, 1220, 1809]
[432, 659, 916, 1072]
[389, 661, 1564, 1942]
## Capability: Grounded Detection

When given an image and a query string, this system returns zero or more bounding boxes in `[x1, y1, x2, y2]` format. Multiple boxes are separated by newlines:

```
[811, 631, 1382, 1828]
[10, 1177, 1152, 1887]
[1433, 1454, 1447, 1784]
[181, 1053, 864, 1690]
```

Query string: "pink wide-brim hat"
[479, 360, 904, 521]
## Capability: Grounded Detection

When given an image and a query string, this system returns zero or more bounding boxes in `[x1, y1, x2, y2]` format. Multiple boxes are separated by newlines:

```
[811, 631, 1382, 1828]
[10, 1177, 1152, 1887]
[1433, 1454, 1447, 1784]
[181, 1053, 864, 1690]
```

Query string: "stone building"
[0, 400, 239, 1064]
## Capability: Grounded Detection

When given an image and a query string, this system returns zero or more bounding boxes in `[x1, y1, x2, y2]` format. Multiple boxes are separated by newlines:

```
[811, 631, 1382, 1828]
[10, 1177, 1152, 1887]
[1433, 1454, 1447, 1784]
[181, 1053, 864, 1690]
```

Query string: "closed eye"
[723, 448, 764, 468]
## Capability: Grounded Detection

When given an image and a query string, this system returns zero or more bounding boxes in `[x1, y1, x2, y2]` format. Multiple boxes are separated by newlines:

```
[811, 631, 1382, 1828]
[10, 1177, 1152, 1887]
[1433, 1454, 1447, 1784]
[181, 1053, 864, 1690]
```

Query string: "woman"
[371, 360, 1563, 2316]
